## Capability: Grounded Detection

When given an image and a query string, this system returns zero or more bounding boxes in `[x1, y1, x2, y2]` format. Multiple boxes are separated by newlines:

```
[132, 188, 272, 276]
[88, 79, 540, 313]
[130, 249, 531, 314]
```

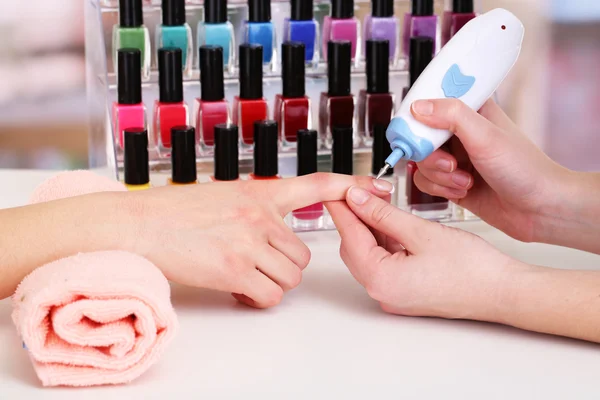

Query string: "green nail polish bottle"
[113, 0, 151, 81]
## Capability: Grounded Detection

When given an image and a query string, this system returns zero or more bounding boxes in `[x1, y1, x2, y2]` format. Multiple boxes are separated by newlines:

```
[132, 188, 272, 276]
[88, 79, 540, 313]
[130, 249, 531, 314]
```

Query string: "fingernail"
[435, 159, 454, 173]
[448, 189, 468, 198]
[451, 172, 472, 188]
[348, 186, 370, 205]
[412, 100, 434, 116]
[373, 179, 395, 193]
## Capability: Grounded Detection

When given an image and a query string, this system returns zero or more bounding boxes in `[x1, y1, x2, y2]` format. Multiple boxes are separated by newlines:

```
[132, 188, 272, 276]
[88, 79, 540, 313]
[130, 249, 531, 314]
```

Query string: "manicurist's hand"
[126, 174, 394, 309]
[410, 98, 565, 243]
[328, 187, 600, 344]
[327, 187, 518, 320]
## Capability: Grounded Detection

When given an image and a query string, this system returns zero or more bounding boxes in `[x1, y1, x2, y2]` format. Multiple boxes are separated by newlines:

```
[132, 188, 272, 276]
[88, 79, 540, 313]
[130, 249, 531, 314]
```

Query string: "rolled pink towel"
[12, 170, 178, 387]
[12, 251, 178, 387]
[29, 170, 126, 204]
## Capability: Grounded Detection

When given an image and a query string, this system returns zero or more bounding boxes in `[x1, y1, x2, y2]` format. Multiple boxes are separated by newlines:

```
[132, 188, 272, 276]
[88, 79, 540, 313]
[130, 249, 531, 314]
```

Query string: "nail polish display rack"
[86, 0, 481, 232]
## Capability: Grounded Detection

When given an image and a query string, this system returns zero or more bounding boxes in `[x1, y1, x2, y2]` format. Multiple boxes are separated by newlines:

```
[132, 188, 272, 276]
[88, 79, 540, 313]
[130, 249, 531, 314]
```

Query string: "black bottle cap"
[366, 39, 390, 94]
[297, 129, 318, 176]
[200, 46, 225, 101]
[214, 124, 239, 181]
[290, 0, 313, 21]
[332, 126, 354, 175]
[282, 42, 306, 98]
[411, 0, 434, 16]
[117, 48, 142, 105]
[239, 44, 263, 99]
[409, 37, 433, 87]
[171, 126, 197, 184]
[253, 120, 279, 177]
[119, 0, 143, 28]
[158, 48, 183, 103]
[124, 128, 149, 185]
[204, 0, 228, 23]
[453, 0, 474, 13]
[249, 0, 271, 22]
[327, 41, 352, 97]
[162, 0, 186, 26]
[331, 0, 354, 18]
[372, 0, 394, 17]
[372, 125, 393, 176]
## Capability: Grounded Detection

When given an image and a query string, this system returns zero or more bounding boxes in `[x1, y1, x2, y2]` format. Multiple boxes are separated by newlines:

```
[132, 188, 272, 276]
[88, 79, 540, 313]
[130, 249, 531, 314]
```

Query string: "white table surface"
[2, 169, 600, 399]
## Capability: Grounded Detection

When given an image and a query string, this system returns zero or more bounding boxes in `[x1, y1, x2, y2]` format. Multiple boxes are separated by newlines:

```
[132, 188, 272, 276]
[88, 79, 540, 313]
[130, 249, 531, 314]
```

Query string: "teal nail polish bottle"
[197, 0, 235, 73]
[112, 0, 151, 80]
[156, 0, 193, 77]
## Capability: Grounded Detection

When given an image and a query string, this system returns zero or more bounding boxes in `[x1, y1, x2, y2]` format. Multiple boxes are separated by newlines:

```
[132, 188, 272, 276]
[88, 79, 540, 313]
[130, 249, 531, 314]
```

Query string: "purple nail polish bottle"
[401, 0, 437, 59]
[363, 0, 399, 61]
[322, 0, 360, 61]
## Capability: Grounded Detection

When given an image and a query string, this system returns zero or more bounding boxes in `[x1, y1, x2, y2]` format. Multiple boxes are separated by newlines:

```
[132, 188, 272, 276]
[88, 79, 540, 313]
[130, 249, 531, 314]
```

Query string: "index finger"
[268, 173, 395, 216]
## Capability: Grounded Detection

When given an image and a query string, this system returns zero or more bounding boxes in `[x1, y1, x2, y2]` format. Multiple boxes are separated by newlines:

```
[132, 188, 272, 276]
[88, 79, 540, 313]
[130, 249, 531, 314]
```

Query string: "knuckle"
[365, 273, 386, 302]
[264, 287, 284, 308]
[297, 245, 311, 269]
[287, 269, 303, 289]
[371, 203, 394, 225]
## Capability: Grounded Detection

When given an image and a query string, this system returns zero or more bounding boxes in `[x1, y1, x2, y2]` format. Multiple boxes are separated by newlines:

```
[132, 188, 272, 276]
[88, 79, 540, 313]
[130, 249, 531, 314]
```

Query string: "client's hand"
[124, 174, 394, 309]
[410, 98, 567, 243]
[327, 187, 522, 321]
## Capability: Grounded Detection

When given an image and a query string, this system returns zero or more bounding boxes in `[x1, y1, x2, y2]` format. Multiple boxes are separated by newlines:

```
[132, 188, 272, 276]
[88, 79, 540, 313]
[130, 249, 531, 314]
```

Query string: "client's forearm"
[536, 171, 600, 254]
[499, 265, 600, 343]
[0, 193, 133, 299]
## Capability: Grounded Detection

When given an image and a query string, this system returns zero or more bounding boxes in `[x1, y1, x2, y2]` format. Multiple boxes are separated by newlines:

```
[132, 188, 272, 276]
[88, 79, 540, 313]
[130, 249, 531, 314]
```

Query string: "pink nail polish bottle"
[112, 48, 146, 150]
[292, 129, 324, 230]
[322, 0, 360, 62]
[401, 0, 437, 59]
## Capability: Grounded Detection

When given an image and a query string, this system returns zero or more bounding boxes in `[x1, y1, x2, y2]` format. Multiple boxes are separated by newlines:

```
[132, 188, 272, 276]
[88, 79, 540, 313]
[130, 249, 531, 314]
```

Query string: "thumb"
[345, 186, 439, 254]
[411, 98, 508, 159]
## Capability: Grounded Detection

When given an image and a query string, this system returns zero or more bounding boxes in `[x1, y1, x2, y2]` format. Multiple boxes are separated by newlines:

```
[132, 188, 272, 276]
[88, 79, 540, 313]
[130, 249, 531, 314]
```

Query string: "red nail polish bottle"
[248, 120, 281, 180]
[319, 40, 355, 148]
[153, 48, 189, 150]
[195, 46, 230, 150]
[169, 126, 198, 185]
[232, 44, 269, 148]
[211, 124, 239, 182]
[274, 41, 311, 148]
[112, 49, 147, 150]
[292, 129, 324, 229]
[442, 0, 477, 47]
[332, 126, 354, 175]
[357, 39, 395, 147]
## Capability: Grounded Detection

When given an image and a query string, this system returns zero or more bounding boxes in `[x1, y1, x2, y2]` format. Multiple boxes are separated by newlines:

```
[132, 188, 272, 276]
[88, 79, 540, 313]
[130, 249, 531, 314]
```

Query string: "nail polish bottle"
[322, 0, 360, 62]
[112, 49, 146, 150]
[232, 44, 269, 147]
[401, 0, 437, 59]
[244, 0, 276, 69]
[283, 0, 319, 66]
[124, 128, 151, 191]
[113, 0, 151, 80]
[403, 37, 450, 219]
[169, 126, 198, 185]
[442, 0, 476, 47]
[248, 120, 280, 180]
[153, 48, 189, 150]
[212, 124, 240, 181]
[274, 42, 312, 148]
[292, 129, 324, 229]
[357, 39, 395, 146]
[195, 46, 230, 149]
[363, 0, 399, 62]
[372, 124, 397, 205]
[197, 0, 235, 72]
[319, 41, 355, 148]
[156, 0, 193, 78]
[332, 126, 353, 175]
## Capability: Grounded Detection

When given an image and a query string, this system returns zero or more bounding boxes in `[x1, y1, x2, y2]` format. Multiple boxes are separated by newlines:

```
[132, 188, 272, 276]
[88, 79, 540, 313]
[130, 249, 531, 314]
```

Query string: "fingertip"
[347, 186, 371, 206]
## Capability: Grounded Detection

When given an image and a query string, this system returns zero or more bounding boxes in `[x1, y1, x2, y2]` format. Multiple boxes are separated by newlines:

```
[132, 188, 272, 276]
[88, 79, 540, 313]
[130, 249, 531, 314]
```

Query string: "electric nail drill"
[376, 8, 524, 179]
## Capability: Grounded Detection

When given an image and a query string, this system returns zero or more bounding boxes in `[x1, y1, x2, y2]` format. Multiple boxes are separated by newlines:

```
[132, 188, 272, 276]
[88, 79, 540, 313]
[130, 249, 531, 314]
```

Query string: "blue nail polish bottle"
[156, 0, 193, 77]
[283, 0, 319, 66]
[244, 0, 276, 69]
[198, 0, 235, 72]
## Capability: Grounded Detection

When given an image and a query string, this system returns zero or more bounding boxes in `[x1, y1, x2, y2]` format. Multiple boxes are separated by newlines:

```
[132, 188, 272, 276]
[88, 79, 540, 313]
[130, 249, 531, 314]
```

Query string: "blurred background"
[0, 0, 598, 171]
